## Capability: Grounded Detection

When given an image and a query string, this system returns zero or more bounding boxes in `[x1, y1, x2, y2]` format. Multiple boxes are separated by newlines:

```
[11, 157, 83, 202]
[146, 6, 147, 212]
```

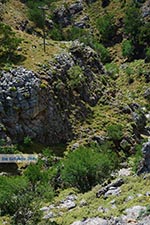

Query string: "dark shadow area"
[0, 163, 20, 175]
[0, 53, 26, 69]
[101, 0, 110, 8]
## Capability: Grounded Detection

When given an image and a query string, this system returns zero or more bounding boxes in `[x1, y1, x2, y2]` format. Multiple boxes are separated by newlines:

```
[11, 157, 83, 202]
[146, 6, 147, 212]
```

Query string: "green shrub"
[24, 164, 42, 186]
[61, 146, 118, 192]
[79, 35, 111, 63]
[0, 23, 22, 60]
[23, 136, 32, 146]
[49, 24, 64, 41]
[63, 27, 87, 41]
[96, 13, 115, 44]
[92, 42, 111, 63]
[0, 176, 29, 215]
[122, 40, 134, 60]
[124, 6, 142, 42]
[145, 47, 150, 62]
[139, 23, 150, 46]
[67, 65, 85, 89]
[0, 139, 17, 154]
[107, 124, 123, 143]
[105, 63, 119, 79]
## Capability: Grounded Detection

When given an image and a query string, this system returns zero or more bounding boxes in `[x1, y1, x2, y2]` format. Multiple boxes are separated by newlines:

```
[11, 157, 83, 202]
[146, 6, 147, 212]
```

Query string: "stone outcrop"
[137, 141, 150, 174]
[0, 41, 105, 145]
[96, 178, 124, 198]
[53, 1, 85, 28]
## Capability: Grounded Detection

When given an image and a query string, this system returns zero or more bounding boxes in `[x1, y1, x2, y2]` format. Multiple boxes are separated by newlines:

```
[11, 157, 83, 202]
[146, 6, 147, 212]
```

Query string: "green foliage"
[0, 139, 17, 154]
[24, 163, 42, 185]
[124, 6, 142, 42]
[67, 65, 85, 89]
[26, 0, 56, 28]
[96, 13, 115, 44]
[61, 146, 118, 192]
[145, 47, 150, 62]
[0, 23, 22, 60]
[133, 143, 143, 172]
[63, 27, 87, 41]
[105, 63, 119, 79]
[107, 124, 123, 142]
[24, 162, 55, 201]
[92, 42, 111, 63]
[49, 24, 64, 41]
[122, 40, 134, 60]
[0, 176, 29, 215]
[23, 136, 33, 146]
[79, 34, 111, 63]
[123, 4, 150, 60]
[139, 23, 150, 46]
[27, 2, 45, 28]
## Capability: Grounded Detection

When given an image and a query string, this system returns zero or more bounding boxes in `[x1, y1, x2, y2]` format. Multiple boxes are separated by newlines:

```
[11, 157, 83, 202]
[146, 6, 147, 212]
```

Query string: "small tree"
[0, 23, 22, 60]
[61, 146, 118, 192]
[124, 6, 142, 42]
[107, 124, 123, 149]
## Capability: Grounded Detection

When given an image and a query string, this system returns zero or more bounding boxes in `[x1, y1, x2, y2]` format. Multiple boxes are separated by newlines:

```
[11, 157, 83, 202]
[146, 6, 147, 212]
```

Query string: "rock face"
[53, 1, 83, 28]
[137, 141, 150, 174]
[0, 41, 105, 145]
[71, 217, 108, 225]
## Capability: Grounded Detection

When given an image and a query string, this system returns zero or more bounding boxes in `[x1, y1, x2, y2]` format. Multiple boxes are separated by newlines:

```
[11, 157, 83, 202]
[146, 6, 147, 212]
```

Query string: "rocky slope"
[1, 0, 150, 225]
[0, 41, 105, 145]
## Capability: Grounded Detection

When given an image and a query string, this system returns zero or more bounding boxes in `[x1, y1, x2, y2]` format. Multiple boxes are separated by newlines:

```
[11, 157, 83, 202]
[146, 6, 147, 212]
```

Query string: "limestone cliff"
[0, 41, 105, 145]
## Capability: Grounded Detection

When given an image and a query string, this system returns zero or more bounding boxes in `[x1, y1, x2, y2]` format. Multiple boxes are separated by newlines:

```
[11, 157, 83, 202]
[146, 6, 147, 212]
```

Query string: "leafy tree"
[0, 23, 22, 60]
[25, 0, 56, 28]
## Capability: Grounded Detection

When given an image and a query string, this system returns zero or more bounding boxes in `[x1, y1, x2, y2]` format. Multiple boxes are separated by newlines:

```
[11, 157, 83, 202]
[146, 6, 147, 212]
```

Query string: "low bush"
[67, 65, 85, 89]
[0, 176, 29, 215]
[61, 146, 118, 192]
[96, 13, 116, 45]
[145, 47, 150, 63]
[122, 40, 134, 60]
[0, 23, 22, 61]
[0, 139, 17, 153]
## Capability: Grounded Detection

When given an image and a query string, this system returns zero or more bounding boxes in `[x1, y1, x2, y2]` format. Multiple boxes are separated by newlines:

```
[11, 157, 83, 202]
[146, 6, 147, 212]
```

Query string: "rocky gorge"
[1, 0, 150, 224]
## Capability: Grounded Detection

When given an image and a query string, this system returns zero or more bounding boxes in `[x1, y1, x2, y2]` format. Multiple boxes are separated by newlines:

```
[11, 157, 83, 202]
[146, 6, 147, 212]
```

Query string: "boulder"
[137, 141, 150, 174]
[124, 206, 146, 220]
[71, 217, 108, 225]
[144, 88, 150, 99]
[69, 1, 83, 15]
[53, 5, 71, 27]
